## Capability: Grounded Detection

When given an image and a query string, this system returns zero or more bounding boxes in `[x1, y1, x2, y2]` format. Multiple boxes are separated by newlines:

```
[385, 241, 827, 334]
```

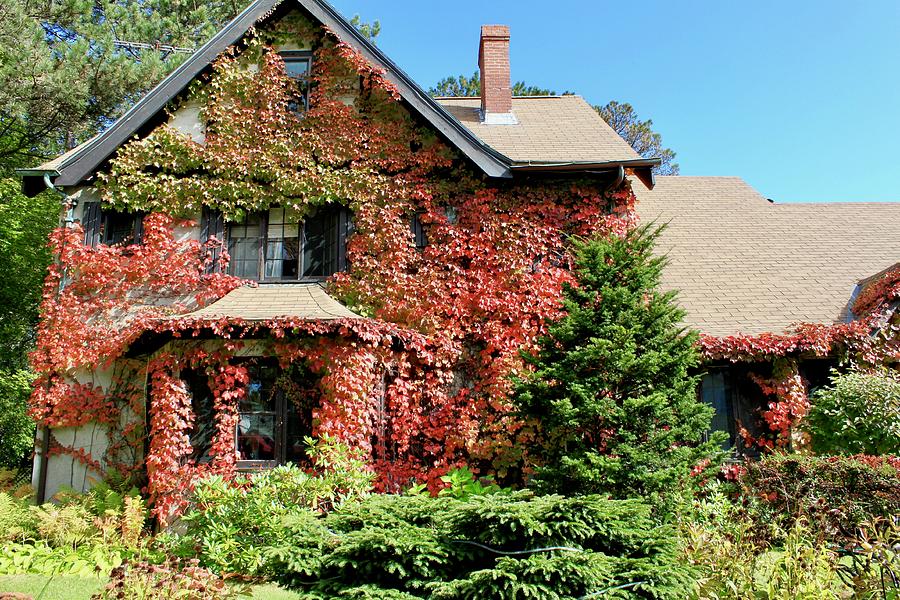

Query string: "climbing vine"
[30, 16, 635, 520]
[33, 12, 896, 517]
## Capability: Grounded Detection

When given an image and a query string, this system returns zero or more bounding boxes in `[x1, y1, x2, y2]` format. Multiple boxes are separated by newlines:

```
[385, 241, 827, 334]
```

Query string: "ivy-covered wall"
[30, 9, 900, 522]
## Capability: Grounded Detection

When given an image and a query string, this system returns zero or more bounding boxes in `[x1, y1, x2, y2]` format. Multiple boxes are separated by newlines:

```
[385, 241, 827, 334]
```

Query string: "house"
[19, 0, 900, 517]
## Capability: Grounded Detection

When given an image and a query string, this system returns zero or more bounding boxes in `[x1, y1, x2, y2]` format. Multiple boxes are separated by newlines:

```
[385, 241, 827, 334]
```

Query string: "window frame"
[232, 359, 318, 472]
[81, 202, 144, 248]
[279, 50, 313, 113]
[223, 206, 352, 283]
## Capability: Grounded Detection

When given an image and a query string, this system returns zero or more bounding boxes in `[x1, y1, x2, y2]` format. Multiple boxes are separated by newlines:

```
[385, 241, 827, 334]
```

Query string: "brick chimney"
[479, 25, 516, 124]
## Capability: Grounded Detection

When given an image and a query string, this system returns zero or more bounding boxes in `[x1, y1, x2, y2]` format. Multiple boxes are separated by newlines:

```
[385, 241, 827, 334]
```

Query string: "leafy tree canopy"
[429, 70, 556, 98]
[596, 100, 679, 175]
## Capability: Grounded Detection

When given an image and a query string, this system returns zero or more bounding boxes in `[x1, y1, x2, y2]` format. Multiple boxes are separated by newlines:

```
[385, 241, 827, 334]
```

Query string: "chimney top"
[479, 24, 516, 125]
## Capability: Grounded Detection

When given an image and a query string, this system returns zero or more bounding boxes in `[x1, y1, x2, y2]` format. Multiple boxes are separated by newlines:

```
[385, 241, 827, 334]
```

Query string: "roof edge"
[21, 0, 513, 197]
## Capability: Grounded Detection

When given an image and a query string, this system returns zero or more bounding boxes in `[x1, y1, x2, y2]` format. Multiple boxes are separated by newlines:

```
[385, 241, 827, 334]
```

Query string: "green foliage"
[267, 491, 694, 599]
[804, 368, 900, 455]
[835, 517, 900, 597]
[436, 467, 502, 499]
[429, 71, 556, 98]
[0, 540, 123, 577]
[0, 484, 146, 578]
[177, 438, 373, 577]
[0, 179, 56, 469]
[680, 483, 899, 599]
[0, 491, 38, 543]
[350, 14, 381, 44]
[512, 225, 723, 506]
[0, 0, 241, 165]
[0, 370, 35, 469]
[741, 453, 900, 542]
[595, 101, 679, 175]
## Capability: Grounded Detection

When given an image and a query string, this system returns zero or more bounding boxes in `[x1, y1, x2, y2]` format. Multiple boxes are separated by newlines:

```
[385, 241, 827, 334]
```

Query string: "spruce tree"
[513, 224, 724, 503]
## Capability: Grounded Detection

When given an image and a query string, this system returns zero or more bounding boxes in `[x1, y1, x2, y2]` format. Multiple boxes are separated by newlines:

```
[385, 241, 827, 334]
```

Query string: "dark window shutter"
[81, 202, 102, 247]
[410, 212, 427, 250]
[201, 207, 225, 273]
[201, 206, 225, 241]
[133, 212, 145, 244]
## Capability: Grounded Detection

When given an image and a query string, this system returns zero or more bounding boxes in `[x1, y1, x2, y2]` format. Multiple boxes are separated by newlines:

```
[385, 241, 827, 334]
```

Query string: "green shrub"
[511, 225, 724, 506]
[31, 502, 97, 548]
[177, 437, 373, 577]
[0, 540, 123, 577]
[0, 484, 147, 577]
[679, 482, 891, 599]
[267, 491, 695, 599]
[804, 368, 900, 455]
[741, 454, 900, 541]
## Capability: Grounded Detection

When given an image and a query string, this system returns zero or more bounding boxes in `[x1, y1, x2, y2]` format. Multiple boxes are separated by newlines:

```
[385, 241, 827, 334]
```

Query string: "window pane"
[281, 367, 318, 465]
[282, 56, 311, 113]
[283, 58, 309, 79]
[102, 211, 139, 246]
[701, 371, 733, 447]
[227, 214, 262, 280]
[184, 370, 215, 462]
[264, 208, 301, 280]
[237, 362, 278, 461]
[303, 206, 350, 278]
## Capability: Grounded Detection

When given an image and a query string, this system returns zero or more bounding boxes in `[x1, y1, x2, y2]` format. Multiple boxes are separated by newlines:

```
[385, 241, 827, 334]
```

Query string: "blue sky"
[329, 0, 900, 203]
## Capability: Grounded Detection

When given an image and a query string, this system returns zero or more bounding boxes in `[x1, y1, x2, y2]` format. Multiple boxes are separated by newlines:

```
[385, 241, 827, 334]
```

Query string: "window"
[410, 211, 428, 250]
[184, 360, 319, 469]
[200, 206, 225, 273]
[226, 205, 352, 281]
[235, 361, 318, 468]
[184, 369, 216, 463]
[280, 51, 312, 112]
[699, 370, 735, 447]
[81, 202, 143, 247]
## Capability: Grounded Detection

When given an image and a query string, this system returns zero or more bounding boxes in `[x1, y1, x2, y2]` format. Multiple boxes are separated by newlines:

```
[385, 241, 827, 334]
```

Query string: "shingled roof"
[18, 0, 656, 196]
[437, 96, 647, 167]
[634, 176, 900, 337]
[180, 283, 360, 321]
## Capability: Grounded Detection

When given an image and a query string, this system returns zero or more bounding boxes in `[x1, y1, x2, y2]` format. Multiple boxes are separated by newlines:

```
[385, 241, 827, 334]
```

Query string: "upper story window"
[410, 211, 428, 250]
[224, 205, 352, 282]
[280, 51, 312, 112]
[81, 202, 143, 247]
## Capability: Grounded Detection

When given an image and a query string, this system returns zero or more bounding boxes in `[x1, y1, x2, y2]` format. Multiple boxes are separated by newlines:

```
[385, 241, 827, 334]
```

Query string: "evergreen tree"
[513, 225, 723, 504]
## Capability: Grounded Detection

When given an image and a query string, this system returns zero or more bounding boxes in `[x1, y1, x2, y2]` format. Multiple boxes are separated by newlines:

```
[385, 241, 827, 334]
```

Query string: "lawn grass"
[0, 574, 103, 599]
[0, 575, 300, 599]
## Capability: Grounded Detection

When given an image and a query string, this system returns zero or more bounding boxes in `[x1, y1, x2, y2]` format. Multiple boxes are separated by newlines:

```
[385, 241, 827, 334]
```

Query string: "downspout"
[604, 165, 625, 193]
[34, 174, 77, 503]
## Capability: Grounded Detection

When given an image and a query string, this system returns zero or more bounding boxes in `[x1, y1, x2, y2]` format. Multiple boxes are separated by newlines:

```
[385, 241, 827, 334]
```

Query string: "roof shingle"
[182, 283, 360, 321]
[437, 96, 640, 164]
[633, 176, 900, 337]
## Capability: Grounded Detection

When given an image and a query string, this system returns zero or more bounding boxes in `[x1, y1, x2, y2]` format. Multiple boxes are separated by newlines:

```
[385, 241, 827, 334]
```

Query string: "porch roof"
[181, 283, 361, 321]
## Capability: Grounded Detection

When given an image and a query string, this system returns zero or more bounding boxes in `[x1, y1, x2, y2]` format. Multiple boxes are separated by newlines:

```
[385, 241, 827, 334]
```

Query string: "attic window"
[280, 51, 312, 112]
